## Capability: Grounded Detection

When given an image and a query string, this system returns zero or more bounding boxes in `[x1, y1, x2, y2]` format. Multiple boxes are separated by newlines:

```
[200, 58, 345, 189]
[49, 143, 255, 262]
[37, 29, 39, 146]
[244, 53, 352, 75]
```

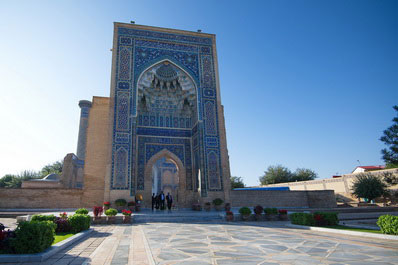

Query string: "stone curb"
[285, 224, 398, 241]
[0, 228, 94, 262]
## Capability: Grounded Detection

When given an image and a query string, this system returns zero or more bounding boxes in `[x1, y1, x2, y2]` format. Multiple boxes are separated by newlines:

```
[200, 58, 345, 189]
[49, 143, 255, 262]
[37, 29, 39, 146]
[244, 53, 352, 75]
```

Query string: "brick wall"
[230, 190, 336, 208]
[0, 188, 83, 208]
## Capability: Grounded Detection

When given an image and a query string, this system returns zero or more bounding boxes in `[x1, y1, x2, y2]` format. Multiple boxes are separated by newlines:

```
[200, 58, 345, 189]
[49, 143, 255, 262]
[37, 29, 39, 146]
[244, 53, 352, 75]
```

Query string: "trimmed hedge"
[264, 208, 278, 215]
[377, 215, 398, 235]
[11, 221, 56, 254]
[31, 214, 56, 222]
[75, 208, 89, 215]
[105, 208, 118, 216]
[239, 207, 252, 215]
[68, 214, 90, 233]
[313, 212, 339, 226]
[289, 213, 315, 226]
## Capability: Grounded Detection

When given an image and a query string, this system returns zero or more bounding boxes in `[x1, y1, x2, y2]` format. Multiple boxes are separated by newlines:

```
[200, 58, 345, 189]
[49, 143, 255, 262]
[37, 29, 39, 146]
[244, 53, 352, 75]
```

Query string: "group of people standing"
[152, 191, 173, 211]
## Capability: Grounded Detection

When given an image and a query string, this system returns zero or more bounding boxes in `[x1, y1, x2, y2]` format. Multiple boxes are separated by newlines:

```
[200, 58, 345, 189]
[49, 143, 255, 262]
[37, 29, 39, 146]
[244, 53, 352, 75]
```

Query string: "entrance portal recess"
[152, 157, 179, 204]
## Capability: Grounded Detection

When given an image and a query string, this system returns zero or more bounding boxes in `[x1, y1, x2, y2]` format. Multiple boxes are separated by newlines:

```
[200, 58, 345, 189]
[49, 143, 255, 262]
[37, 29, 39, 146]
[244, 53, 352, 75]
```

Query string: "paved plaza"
[2, 221, 398, 265]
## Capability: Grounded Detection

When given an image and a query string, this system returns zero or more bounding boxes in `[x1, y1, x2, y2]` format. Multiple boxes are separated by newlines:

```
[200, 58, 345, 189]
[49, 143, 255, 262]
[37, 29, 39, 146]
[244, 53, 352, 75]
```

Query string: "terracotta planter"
[279, 214, 288, 221]
[226, 214, 234, 221]
[123, 215, 132, 224]
[241, 214, 251, 221]
[265, 214, 278, 221]
[106, 216, 116, 224]
[214, 205, 222, 211]
[92, 216, 103, 224]
[254, 214, 263, 221]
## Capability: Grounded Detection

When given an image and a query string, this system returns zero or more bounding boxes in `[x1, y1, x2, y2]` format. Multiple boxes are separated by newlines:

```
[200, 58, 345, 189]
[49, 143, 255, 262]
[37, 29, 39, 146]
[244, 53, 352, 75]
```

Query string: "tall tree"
[380, 105, 398, 167]
[230, 176, 245, 189]
[259, 165, 292, 185]
[292, 168, 318, 181]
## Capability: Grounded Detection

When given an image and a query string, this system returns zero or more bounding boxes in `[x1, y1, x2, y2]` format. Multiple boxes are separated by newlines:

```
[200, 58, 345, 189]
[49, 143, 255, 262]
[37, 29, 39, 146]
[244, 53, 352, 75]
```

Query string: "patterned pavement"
[3, 222, 398, 265]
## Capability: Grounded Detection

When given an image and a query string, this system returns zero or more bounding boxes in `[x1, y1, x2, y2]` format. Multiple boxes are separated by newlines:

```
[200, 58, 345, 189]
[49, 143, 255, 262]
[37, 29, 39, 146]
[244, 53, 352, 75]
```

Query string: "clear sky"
[0, 0, 397, 186]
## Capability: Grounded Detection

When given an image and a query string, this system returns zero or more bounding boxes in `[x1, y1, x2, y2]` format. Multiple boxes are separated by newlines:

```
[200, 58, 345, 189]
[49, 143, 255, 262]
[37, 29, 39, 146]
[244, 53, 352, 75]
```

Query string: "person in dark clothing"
[155, 192, 160, 209]
[151, 193, 156, 211]
[160, 191, 165, 209]
[166, 192, 173, 211]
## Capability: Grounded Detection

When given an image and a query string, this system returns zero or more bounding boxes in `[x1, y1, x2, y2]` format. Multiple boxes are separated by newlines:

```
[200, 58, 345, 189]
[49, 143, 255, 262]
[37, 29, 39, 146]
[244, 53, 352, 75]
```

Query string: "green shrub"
[68, 214, 90, 233]
[212, 198, 224, 206]
[11, 221, 56, 254]
[75, 208, 89, 215]
[377, 215, 398, 235]
[31, 214, 56, 222]
[105, 208, 118, 216]
[115, 199, 127, 206]
[313, 212, 339, 226]
[289, 213, 315, 226]
[264, 208, 278, 215]
[239, 207, 252, 216]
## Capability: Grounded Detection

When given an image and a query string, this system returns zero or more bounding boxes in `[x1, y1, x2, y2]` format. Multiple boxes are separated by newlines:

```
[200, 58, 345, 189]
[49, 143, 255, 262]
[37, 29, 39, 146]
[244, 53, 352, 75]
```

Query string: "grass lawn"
[53, 233, 75, 245]
[328, 225, 383, 234]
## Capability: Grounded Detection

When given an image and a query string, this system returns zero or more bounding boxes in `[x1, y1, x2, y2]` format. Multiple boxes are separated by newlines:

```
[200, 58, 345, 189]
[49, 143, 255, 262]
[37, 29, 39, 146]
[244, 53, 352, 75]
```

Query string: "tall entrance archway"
[144, 149, 187, 208]
[152, 157, 179, 204]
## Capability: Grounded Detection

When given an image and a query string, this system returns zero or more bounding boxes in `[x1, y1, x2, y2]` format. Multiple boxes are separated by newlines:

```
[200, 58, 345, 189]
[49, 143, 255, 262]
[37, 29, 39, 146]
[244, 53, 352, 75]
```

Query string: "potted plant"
[115, 199, 127, 212]
[105, 208, 117, 224]
[239, 207, 252, 221]
[226, 211, 234, 221]
[192, 203, 202, 211]
[213, 198, 224, 211]
[253, 205, 264, 221]
[278, 209, 288, 221]
[204, 202, 211, 211]
[103, 201, 111, 211]
[135, 194, 143, 212]
[264, 208, 278, 221]
[224, 203, 231, 212]
[127, 201, 136, 211]
[93, 206, 103, 224]
[122, 209, 132, 224]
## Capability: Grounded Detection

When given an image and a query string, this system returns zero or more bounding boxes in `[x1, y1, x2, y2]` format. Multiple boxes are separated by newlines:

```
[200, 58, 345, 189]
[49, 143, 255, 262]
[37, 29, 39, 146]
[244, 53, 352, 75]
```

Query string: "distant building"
[351, 165, 386, 174]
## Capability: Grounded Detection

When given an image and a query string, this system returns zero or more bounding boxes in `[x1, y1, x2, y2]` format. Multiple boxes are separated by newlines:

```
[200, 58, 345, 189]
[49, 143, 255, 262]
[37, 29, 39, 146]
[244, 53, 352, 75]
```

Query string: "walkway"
[4, 221, 398, 265]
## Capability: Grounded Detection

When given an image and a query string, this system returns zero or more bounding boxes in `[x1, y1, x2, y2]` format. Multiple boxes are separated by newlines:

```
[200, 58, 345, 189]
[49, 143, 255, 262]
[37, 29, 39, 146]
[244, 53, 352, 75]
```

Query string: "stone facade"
[230, 190, 337, 208]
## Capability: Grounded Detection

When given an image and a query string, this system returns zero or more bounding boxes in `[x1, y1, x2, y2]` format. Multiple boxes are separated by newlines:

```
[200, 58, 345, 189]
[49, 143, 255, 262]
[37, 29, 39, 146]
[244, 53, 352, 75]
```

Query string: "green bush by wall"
[11, 221, 56, 254]
[289, 213, 315, 226]
[377, 215, 398, 235]
[75, 208, 89, 215]
[31, 214, 56, 222]
[68, 214, 90, 233]
[313, 212, 339, 226]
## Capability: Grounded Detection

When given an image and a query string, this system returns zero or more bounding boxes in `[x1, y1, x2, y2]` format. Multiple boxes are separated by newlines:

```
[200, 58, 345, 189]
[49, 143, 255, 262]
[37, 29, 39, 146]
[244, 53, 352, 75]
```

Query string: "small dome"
[155, 63, 177, 82]
[43, 173, 60, 181]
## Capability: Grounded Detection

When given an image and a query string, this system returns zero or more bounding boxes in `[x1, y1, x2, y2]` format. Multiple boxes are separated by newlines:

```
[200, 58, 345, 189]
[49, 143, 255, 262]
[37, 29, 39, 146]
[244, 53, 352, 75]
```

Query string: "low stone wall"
[0, 188, 83, 208]
[230, 190, 336, 208]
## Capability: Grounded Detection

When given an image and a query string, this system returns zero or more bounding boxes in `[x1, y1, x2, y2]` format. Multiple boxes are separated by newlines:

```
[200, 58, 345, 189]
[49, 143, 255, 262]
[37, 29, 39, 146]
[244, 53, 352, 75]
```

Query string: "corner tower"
[106, 23, 231, 207]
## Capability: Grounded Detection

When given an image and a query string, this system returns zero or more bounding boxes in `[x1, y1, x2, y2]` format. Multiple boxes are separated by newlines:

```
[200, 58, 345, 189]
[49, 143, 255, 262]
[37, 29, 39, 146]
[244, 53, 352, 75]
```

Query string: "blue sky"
[0, 0, 397, 186]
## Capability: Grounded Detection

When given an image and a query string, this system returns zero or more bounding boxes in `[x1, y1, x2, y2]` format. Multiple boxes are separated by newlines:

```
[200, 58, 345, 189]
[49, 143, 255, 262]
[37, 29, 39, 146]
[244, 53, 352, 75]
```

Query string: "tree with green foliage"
[40, 160, 63, 177]
[230, 176, 245, 189]
[292, 168, 318, 181]
[259, 165, 293, 185]
[380, 105, 398, 168]
[351, 173, 387, 201]
[0, 174, 22, 188]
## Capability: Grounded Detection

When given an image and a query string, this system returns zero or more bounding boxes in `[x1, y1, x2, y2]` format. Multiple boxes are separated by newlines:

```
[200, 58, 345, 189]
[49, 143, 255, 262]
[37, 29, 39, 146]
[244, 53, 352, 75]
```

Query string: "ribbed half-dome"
[155, 63, 178, 82]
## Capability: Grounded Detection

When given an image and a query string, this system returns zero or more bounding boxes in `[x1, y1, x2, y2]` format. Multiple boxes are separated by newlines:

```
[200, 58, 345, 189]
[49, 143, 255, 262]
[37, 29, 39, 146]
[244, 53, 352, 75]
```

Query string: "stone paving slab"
[2, 221, 398, 265]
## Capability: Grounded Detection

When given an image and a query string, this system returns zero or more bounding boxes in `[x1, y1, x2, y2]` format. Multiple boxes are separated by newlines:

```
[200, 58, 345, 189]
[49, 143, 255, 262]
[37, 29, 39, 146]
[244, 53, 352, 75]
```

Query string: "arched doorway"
[152, 157, 179, 204]
[144, 149, 187, 208]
